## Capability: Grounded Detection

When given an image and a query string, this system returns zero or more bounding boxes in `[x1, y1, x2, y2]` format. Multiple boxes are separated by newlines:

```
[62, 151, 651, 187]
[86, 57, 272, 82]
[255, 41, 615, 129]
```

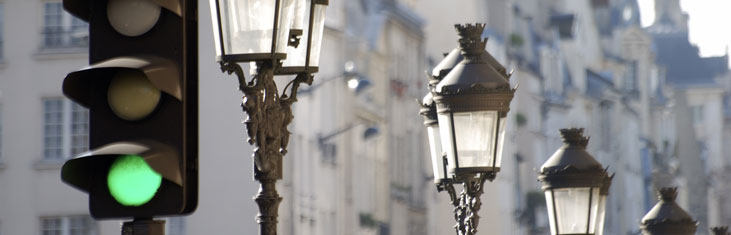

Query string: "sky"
[637, 0, 731, 67]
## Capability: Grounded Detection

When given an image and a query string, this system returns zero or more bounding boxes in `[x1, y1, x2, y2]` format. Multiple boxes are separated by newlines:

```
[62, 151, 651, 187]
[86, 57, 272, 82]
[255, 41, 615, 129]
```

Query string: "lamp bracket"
[219, 60, 312, 235]
[449, 172, 490, 235]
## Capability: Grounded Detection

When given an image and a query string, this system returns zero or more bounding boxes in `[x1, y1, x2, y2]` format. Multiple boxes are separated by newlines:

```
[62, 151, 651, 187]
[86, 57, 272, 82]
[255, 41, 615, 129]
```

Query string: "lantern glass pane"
[453, 111, 498, 168]
[494, 116, 506, 168]
[545, 191, 558, 235]
[427, 125, 446, 183]
[291, 0, 306, 30]
[437, 113, 456, 174]
[308, 4, 327, 67]
[212, 0, 295, 58]
[282, 0, 310, 68]
[551, 187, 599, 234]
[595, 195, 607, 235]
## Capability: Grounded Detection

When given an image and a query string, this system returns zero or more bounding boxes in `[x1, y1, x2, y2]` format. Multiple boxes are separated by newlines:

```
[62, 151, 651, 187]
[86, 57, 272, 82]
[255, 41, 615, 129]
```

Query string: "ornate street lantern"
[432, 23, 515, 181]
[420, 23, 515, 235]
[210, 0, 298, 62]
[640, 188, 698, 235]
[209, 0, 327, 234]
[538, 128, 611, 235]
[279, 0, 328, 74]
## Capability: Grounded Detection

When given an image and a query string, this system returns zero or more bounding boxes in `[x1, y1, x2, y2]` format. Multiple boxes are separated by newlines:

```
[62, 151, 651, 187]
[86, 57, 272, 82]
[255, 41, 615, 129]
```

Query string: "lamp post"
[538, 128, 611, 235]
[640, 188, 698, 235]
[209, 0, 327, 234]
[420, 23, 516, 235]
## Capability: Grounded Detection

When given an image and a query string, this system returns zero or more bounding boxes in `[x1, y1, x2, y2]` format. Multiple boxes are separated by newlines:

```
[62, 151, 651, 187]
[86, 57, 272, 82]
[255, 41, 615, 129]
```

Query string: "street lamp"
[420, 23, 516, 235]
[209, 0, 327, 234]
[538, 128, 611, 235]
[640, 187, 698, 235]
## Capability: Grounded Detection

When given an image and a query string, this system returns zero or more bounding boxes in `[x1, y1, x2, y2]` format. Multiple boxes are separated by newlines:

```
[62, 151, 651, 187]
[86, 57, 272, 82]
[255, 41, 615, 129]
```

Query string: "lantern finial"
[454, 23, 487, 59]
[658, 187, 678, 202]
[711, 227, 730, 235]
[559, 128, 589, 148]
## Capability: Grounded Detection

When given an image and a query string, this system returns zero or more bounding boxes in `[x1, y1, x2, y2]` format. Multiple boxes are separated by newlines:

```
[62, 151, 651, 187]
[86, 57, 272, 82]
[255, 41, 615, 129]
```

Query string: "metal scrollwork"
[447, 173, 488, 235]
[220, 60, 312, 235]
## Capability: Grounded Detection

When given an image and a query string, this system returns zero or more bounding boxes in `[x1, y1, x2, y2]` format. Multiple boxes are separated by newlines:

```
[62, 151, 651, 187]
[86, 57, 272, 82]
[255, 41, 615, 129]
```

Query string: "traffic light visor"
[63, 56, 182, 109]
[61, 141, 183, 194]
[63, 0, 182, 22]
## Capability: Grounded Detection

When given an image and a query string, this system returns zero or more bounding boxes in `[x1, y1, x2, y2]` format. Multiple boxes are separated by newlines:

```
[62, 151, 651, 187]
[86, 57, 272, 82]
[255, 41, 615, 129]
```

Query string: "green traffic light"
[107, 155, 162, 206]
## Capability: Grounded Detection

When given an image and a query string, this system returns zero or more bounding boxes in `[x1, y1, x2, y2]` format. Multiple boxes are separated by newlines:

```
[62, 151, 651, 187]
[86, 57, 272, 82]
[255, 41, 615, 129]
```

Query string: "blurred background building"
[0, 0, 728, 235]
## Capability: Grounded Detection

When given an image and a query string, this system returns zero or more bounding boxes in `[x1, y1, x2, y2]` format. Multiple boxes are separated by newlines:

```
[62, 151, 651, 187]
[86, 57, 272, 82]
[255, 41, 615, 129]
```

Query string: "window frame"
[40, 215, 97, 235]
[42, 97, 88, 162]
[40, 1, 88, 50]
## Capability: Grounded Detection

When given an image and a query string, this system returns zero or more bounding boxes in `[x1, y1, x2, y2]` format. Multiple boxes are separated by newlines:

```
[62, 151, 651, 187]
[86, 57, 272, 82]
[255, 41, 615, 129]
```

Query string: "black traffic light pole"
[121, 218, 165, 235]
[220, 59, 311, 235]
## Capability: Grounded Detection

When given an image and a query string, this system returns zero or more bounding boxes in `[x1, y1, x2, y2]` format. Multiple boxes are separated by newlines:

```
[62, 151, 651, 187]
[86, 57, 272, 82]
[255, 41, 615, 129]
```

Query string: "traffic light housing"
[60, 0, 197, 218]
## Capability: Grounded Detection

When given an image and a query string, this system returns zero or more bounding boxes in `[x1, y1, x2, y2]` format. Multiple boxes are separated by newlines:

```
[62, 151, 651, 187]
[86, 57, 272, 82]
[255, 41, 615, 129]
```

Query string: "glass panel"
[214, 0, 295, 56]
[453, 111, 498, 168]
[437, 113, 456, 174]
[290, 0, 306, 31]
[282, 0, 310, 68]
[594, 195, 607, 235]
[275, 0, 296, 53]
[307, 3, 326, 67]
[43, 99, 64, 160]
[545, 191, 557, 235]
[552, 187, 598, 234]
[494, 116, 506, 168]
[427, 125, 445, 182]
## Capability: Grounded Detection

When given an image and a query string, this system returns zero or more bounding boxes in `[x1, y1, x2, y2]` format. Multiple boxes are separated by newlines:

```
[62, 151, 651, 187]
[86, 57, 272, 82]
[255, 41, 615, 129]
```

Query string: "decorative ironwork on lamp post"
[420, 23, 516, 235]
[538, 128, 612, 235]
[209, 0, 327, 234]
[640, 187, 698, 235]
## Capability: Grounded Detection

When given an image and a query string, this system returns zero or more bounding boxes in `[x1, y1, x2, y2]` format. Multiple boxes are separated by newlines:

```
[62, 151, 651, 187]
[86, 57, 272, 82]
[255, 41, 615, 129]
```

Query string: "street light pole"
[210, 0, 328, 234]
[220, 60, 310, 234]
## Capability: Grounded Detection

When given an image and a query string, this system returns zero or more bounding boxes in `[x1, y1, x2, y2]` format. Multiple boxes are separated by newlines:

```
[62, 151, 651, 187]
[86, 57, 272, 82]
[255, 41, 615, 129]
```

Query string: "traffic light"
[60, 0, 197, 219]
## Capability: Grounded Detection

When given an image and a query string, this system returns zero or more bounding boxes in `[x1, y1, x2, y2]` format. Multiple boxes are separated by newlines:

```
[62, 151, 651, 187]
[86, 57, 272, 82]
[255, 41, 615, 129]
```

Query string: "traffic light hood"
[64, 0, 182, 22]
[63, 56, 182, 108]
[61, 141, 183, 193]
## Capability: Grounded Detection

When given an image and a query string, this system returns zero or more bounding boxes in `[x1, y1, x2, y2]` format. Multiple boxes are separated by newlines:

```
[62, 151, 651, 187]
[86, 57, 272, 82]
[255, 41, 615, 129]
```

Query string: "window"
[0, 103, 3, 160]
[43, 98, 88, 160]
[0, 2, 4, 59]
[41, 216, 96, 235]
[624, 61, 638, 91]
[164, 217, 186, 235]
[691, 105, 704, 124]
[42, 2, 88, 49]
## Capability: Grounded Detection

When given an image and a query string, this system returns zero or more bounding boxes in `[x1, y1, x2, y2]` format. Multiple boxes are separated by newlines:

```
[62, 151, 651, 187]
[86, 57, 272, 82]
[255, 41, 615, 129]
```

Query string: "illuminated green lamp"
[107, 155, 162, 206]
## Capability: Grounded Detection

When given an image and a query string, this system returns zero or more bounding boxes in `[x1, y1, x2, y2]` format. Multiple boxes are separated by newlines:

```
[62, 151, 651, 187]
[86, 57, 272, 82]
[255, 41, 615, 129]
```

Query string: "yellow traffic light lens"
[107, 0, 161, 37]
[107, 155, 162, 207]
[108, 70, 161, 121]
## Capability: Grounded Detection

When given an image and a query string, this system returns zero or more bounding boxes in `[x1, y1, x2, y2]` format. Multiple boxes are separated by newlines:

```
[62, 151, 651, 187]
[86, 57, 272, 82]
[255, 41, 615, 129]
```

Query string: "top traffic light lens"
[107, 0, 161, 37]
[107, 155, 162, 206]
[107, 70, 161, 121]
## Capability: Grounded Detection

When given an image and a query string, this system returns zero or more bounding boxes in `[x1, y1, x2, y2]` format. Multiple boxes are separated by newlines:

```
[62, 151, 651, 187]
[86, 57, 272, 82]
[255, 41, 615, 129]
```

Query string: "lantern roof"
[435, 24, 512, 95]
[640, 188, 698, 234]
[539, 128, 607, 189]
